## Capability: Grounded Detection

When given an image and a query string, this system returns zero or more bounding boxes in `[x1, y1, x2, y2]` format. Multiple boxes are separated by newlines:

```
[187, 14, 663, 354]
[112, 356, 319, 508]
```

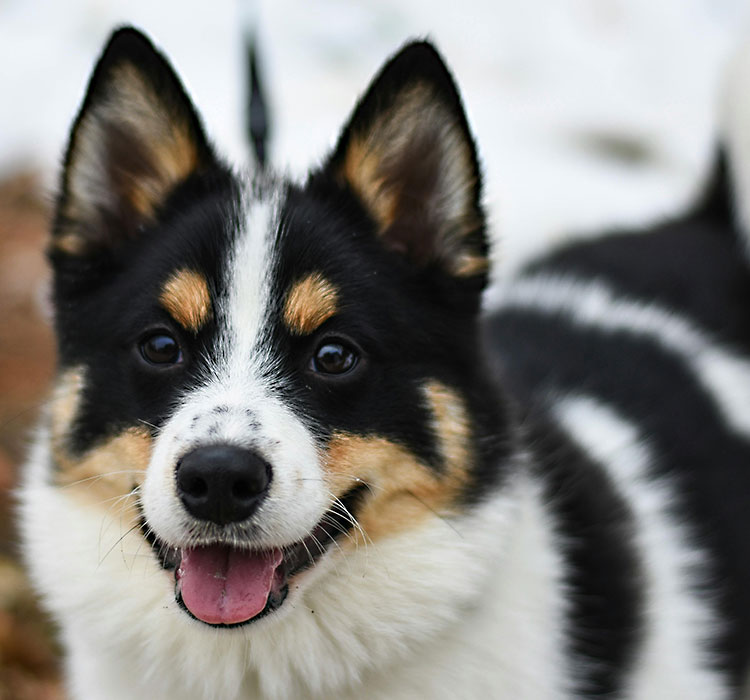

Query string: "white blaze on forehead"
[141, 188, 330, 549]
[221, 193, 279, 371]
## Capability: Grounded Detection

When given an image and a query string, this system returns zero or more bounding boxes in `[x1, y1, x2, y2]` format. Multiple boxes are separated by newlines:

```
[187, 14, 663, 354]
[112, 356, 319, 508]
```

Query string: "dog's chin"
[141, 484, 368, 628]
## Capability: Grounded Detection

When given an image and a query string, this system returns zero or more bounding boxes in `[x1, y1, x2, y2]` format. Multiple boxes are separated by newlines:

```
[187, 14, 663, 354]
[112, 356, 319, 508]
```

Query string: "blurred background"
[0, 0, 748, 696]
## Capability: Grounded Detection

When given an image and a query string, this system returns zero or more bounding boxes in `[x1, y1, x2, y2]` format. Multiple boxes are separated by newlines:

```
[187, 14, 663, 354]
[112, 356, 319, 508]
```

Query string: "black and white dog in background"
[18, 26, 750, 699]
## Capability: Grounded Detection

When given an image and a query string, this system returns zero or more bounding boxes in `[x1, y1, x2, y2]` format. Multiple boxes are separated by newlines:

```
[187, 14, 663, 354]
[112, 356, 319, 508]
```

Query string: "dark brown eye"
[140, 333, 182, 365]
[311, 342, 357, 375]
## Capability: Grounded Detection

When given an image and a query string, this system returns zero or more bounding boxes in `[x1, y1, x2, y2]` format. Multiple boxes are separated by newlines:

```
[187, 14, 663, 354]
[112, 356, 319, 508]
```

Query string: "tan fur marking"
[342, 139, 398, 230]
[49, 368, 85, 445]
[340, 86, 439, 233]
[50, 232, 90, 257]
[160, 269, 212, 332]
[423, 380, 473, 473]
[56, 62, 200, 254]
[49, 368, 150, 510]
[324, 381, 473, 543]
[454, 252, 490, 278]
[55, 427, 151, 506]
[283, 273, 339, 335]
[106, 64, 199, 218]
[338, 84, 485, 278]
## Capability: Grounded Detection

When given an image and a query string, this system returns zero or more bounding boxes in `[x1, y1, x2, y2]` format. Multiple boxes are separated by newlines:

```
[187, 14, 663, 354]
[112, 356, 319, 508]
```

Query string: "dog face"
[44, 28, 508, 629]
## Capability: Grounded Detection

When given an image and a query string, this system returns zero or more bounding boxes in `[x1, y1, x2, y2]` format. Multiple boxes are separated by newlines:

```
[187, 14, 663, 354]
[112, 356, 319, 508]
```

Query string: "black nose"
[176, 445, 271, 525]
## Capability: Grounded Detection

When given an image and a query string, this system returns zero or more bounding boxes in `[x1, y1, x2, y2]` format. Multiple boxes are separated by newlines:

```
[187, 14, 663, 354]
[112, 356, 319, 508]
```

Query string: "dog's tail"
[692, 148, 733, 225]
[244, 29, 269, 170]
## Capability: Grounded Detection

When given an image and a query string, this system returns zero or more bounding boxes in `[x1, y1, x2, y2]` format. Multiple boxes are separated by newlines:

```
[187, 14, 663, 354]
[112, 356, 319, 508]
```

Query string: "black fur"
[55, 172, 242, 456]
[486, 170, 750, 686]
[525, 155, 750, 352]
[264, 181, 511, 480]
[527, 416, 645, 696]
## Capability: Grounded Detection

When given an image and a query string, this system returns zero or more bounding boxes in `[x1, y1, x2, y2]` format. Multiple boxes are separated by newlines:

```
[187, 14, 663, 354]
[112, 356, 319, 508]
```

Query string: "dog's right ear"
[51, 27, 216, 262]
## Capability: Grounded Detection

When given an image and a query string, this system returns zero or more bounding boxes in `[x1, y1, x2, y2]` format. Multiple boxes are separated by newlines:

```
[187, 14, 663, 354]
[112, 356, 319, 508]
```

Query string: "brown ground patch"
[0, 172, 62, 697]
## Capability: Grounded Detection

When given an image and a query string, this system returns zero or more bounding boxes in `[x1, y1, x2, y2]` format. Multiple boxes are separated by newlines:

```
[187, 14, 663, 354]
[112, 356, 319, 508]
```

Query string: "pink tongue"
[177, 545, 283, 625]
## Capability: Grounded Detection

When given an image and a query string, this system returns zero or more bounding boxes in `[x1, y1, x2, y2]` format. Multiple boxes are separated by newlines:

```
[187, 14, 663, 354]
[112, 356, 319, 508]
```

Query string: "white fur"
[496, 272, 750, 439]
[20, 431, 574, 699]
[555, 395, 728, 699]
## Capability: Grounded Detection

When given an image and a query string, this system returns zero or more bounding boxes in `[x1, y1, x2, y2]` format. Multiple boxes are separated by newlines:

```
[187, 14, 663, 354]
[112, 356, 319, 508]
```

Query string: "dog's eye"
[311, 342, 357, 375]
[140, 332, 182, 365]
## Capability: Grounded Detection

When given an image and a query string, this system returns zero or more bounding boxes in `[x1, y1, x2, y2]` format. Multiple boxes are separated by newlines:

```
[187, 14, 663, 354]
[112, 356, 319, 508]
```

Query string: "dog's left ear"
[326, 41, 487, 281]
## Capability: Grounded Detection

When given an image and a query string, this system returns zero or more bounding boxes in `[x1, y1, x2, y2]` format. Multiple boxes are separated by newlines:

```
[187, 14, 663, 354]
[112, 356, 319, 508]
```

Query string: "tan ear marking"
[55, 62, 202, 255]
[99, 64, 199, 218]
[340, 85, 436, 234]
[159, 269, 212, 333]
[50, 232, 90, 257]
[337, 83, 486, 278]
[453, 253, 489, 278]
[341, 138, 398, 231]
[283, 273, 339, 335]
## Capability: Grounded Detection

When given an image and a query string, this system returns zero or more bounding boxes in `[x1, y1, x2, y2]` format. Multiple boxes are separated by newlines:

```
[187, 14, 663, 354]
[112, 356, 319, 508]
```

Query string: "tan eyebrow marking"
[283, 273, 339, 335]
[159, 269, 212, 333]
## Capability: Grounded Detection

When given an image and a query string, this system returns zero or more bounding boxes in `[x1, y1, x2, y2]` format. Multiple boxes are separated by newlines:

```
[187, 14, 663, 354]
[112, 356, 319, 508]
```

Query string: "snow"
[2, 0, 749, 284]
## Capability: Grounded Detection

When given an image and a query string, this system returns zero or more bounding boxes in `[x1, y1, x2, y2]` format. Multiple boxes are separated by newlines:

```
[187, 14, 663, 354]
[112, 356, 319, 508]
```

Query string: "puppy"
[19, 27, 750, 699]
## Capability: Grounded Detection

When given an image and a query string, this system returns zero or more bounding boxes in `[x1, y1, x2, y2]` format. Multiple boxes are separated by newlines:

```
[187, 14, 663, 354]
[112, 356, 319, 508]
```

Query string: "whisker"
[313, 529, 346, 577]
[0, 391, 68, 433]
[328, 495, 374, 548]
[404, 489, 463, 539]
[97, 523, 140, 568]
[137, 418, 162, 434]
[325, 491, 376, 576]
[297, 539, 316, 570]
[60, 469, 146, 490]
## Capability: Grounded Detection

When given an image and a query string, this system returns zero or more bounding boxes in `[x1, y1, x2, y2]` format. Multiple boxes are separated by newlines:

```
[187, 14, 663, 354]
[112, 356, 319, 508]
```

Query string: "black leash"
[245, 32, 269, 171]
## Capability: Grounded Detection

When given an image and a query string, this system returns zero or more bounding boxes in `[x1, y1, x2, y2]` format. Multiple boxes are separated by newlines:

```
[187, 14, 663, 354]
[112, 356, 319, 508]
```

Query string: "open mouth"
[141, 484, 367, 628]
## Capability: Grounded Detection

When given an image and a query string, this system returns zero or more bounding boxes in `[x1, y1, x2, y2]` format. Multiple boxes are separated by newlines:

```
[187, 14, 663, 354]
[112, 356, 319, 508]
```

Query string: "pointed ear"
[326, 41, 488, 280]
[52, 27, 216, 259]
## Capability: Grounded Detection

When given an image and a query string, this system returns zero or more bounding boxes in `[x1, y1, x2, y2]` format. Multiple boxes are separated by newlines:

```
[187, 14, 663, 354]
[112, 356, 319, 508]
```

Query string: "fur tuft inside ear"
[52, 27, 215, 259]
[327, 41, 488, 280]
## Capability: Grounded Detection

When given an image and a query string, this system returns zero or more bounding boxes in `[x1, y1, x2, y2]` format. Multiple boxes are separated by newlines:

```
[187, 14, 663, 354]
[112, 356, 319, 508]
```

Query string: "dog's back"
[484, 159, 750, 695]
